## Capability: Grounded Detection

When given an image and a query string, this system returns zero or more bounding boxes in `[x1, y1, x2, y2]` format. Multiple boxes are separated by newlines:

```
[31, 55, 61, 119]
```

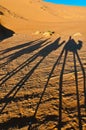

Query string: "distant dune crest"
[0, 0, 86, 33]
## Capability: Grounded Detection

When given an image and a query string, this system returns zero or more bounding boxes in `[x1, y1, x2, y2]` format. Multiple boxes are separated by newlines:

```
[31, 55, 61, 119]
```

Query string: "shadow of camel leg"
[58, 50, 68, 130]
[0, 57, 45, 114]
[0, 52, 39, 86]
[33, 48, 65, 118]
[73, 52, 82, 130]
[75, 51, 86, 110]
[28, 49, 65, 130]
[0, 102, 9, 114]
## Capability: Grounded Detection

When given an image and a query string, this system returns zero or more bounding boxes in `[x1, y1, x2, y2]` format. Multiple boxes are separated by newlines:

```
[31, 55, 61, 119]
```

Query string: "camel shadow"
[28, 36, 86, 130]
[58, 37, 85, 130]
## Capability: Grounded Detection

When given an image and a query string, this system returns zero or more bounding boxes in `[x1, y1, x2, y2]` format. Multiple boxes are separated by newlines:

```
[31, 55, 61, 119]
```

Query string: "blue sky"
[44, 0, 86, 6]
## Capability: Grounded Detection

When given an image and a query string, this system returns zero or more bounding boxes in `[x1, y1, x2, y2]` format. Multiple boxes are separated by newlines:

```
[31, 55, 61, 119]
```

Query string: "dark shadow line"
[76, 51, 86, 110]
[1, 38, 42, 54]
[0, 40, 39, 60]
[73, 52, 82, 130]
[0, 116, 37, 130]
[0, 40, 50, 85]
[0, 39, 49, 68]
[58, 50, 68, 130]
[0, 57, 45, 114]
[0, 38, 49, 62]
[0, 53, 37, 84]
[34, 48, 65, 117]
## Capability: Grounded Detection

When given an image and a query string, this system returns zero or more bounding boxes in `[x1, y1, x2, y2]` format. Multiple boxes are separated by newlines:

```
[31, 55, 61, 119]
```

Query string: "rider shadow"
[28, 36, 86, 130]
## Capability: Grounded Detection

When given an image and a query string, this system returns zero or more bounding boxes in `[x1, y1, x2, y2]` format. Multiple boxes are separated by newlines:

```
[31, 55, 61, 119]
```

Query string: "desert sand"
[0, 0, 86, 130]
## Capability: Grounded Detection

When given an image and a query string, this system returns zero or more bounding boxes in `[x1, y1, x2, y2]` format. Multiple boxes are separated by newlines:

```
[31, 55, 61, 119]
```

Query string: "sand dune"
[0, 0, 86, 34]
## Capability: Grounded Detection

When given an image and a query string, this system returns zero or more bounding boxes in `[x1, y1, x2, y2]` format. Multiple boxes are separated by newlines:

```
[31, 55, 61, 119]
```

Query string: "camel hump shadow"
[64, 36, 83, 52]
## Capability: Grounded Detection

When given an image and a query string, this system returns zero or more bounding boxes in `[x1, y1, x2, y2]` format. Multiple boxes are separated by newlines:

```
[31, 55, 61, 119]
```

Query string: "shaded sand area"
[0, 0, 86, 130]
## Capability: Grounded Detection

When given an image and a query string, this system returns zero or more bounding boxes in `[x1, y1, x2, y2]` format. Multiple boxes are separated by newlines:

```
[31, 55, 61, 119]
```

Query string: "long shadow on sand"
[28, 37, 86, 130]
[0, 38, 50, 85]
[0, 38, 48, 67]
[0, 37, 65, 114]
[0, 37, 85, 130]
